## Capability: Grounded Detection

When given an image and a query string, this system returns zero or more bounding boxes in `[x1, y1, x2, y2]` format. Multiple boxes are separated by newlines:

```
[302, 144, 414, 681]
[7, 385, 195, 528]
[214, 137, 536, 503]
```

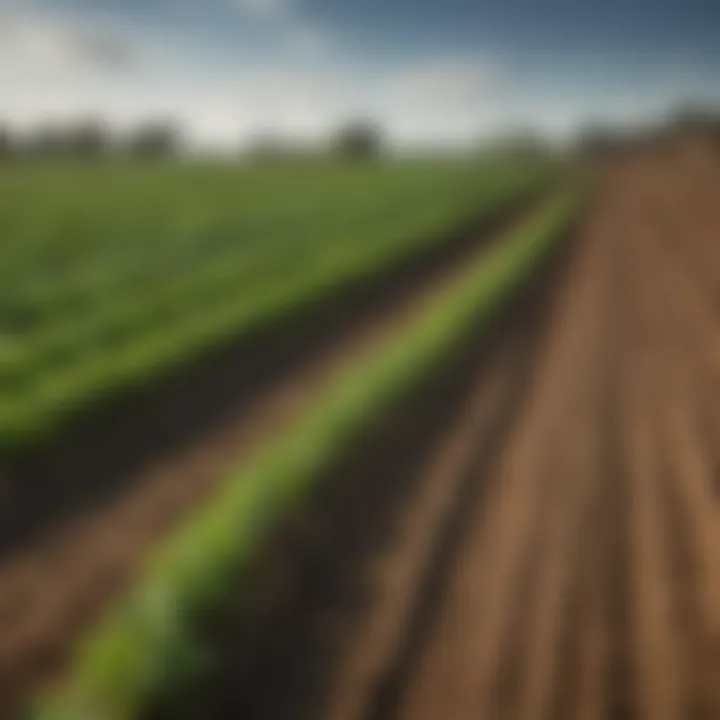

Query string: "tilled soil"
[0, 188, 550, 717]
[162, 151, 720, 720]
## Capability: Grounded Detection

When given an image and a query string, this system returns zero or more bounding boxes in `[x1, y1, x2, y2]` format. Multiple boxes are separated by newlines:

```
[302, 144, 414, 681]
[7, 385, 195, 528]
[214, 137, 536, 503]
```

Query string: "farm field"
[0, 159, 550, 552]
[0, 159, 548, 455]
[143, 148, 720, 720]
[3, 144, 720, 720]
[2, 0, 717, 718]
[0, 158, 561, 716]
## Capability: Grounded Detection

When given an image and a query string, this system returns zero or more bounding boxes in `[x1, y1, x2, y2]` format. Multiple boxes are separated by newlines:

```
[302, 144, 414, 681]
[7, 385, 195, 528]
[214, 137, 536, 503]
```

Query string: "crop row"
[0, 161, 541, 329]
[0, 162, 551, 454]
[0, 163, 505, 331]
[31, 189, 579, 720]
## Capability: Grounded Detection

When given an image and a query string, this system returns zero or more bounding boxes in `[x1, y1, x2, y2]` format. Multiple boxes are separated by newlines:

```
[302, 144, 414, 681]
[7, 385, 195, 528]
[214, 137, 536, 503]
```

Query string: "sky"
[1, 0, 719, 150]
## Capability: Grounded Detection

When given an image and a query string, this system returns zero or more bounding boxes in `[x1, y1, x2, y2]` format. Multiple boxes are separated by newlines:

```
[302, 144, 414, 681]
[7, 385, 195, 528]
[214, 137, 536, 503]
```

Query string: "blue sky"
[1, 0, 719, 148]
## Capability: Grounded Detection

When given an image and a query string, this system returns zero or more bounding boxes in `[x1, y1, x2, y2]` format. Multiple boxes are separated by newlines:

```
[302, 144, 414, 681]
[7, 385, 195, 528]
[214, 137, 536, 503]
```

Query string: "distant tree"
[128, 121, 179, 158]
[669, 105, 720, 155]
[67, 120, 111, 158]
[665, 104, 720, 166]
[333, 121, 383, 159]
[671, 105, 720, 134]
[576, 126, 629, 159]
[490, 128, 550, 159]
[248, 132, 290, 162]
[27, 124, 69, 158]
[0, 124, 11, 159]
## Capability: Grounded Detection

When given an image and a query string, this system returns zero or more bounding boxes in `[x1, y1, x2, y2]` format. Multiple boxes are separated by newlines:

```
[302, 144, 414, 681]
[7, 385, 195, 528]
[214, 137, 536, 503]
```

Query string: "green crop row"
[1, 164, 534, 361]
[0, 162, 550, 454]
[1, 164, 490, 332]
[30, 189, 579, 720]
[0, 161, 540, 326]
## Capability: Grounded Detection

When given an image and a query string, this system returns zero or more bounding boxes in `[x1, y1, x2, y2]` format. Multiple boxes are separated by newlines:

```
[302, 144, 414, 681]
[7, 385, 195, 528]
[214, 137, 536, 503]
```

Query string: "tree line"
[0, 120, 179, 160]
[577, 106, 720, 159]
[0, 119, 385, 161]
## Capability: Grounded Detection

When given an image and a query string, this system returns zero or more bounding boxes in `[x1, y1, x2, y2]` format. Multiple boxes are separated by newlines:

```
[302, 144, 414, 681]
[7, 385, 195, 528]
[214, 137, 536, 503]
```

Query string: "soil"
[153, 150, 720, 720]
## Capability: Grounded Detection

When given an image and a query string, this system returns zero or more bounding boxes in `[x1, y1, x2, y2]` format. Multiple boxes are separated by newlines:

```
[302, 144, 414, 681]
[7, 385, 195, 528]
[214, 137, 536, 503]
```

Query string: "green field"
[32, 189, 578, 720]
[0, 160, 548, 454]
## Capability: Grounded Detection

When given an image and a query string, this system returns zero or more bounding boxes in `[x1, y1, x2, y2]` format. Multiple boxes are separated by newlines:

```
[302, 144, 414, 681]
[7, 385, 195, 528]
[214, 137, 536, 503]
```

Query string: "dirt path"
[165, 151, 720, 720]
[0, 190, 551, 716]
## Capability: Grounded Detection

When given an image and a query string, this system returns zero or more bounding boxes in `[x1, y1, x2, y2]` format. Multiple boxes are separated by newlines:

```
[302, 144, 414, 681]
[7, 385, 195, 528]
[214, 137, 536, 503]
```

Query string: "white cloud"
[0, 11, 515, 151]
[0, 8, 140, 72]
[0, 55, 511, 150]
[1, 4, 713, 153]
[388, 57, 500, 110]
[352, 55, 509, 148]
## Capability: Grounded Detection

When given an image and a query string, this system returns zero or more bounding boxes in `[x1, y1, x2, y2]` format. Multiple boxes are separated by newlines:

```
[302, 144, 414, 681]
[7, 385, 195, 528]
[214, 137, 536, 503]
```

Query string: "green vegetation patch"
[31, 189, 578, 720]
[0, 160, 550, 454]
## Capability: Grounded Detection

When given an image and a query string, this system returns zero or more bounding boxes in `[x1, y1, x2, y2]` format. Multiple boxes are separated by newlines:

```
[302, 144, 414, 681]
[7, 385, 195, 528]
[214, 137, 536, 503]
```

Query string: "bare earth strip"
[176, 151, 720, 720]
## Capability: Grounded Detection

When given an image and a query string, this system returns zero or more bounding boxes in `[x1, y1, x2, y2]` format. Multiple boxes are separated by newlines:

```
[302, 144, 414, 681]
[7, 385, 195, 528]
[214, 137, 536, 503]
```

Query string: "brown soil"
[156, 150, 720, 720]
[0, 188, 550, 717]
